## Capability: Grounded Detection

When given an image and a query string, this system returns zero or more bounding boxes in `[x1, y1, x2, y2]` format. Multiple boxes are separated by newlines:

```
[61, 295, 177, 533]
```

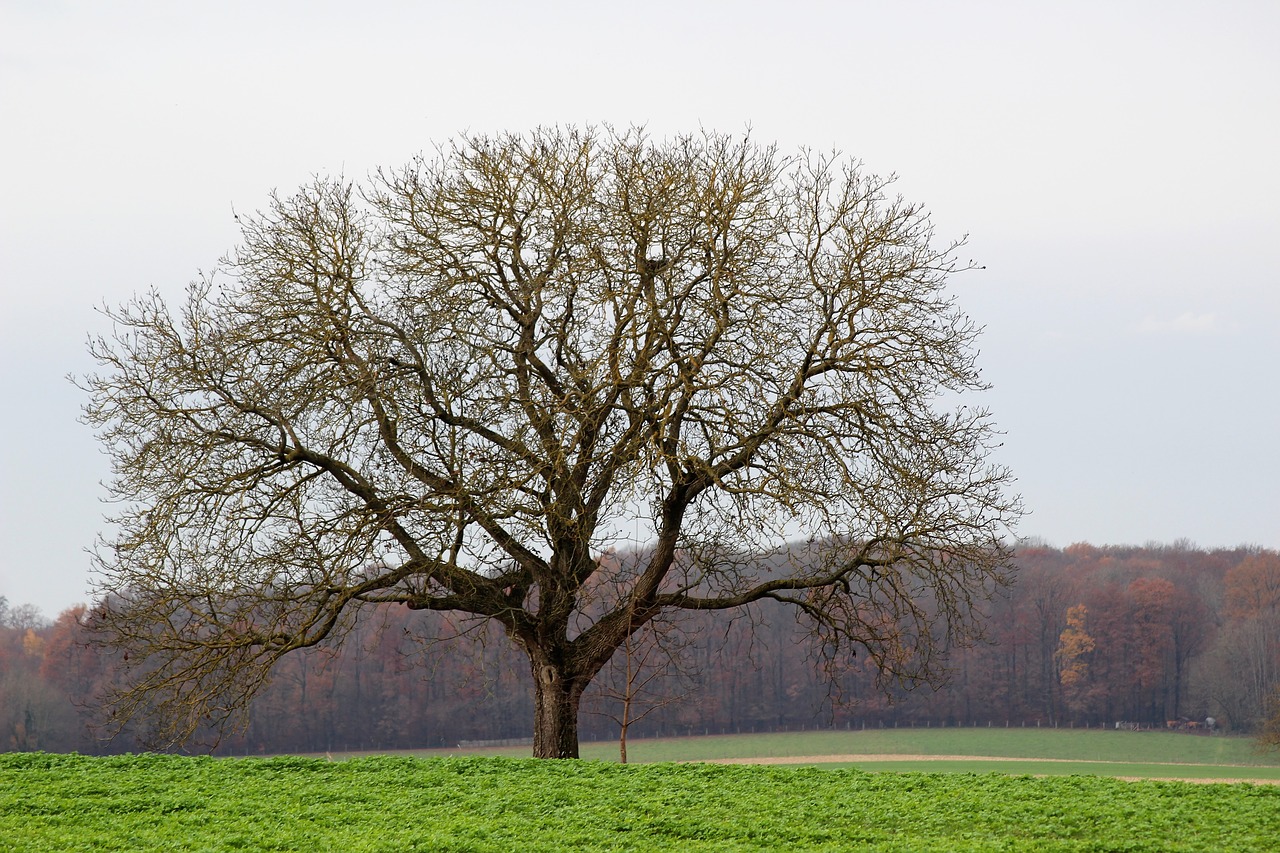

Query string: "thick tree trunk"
[532, 661, 583, 759]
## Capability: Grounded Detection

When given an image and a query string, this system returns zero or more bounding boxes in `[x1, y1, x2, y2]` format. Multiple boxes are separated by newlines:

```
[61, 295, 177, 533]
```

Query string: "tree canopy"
[83, 127, 1020, 757]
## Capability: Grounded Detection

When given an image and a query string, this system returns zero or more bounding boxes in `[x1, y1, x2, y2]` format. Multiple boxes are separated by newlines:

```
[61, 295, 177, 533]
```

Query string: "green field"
[4, 750, 1280, 852]
[7, 731, 1280, 851]
[331, 728, 1280, 780]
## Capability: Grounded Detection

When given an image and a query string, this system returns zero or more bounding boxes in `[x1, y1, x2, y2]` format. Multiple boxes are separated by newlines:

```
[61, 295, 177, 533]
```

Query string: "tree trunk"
[532, 661, 582, 759]
[619, 626, 634, 763]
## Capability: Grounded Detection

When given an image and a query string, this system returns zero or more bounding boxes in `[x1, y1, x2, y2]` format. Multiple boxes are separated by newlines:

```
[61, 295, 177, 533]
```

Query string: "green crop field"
[4, 750, 1280, 852]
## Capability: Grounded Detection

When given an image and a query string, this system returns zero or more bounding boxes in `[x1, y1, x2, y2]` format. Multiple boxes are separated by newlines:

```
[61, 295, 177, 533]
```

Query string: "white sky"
[2, 0, 1278, 618]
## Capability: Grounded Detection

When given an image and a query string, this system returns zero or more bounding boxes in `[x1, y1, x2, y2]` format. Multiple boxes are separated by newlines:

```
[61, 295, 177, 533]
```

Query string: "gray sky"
[3, 0, 1278, 618]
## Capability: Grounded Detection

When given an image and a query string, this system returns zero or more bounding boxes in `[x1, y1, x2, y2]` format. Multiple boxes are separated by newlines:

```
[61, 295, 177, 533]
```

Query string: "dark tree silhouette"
[82, 127, 1019, 757]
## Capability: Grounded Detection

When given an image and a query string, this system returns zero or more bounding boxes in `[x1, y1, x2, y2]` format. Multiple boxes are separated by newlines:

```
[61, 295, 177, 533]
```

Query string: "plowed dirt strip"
[1112, 777, 1280, 785]
[706, 754, 1107, 764]
[701, 754, 1280, 784]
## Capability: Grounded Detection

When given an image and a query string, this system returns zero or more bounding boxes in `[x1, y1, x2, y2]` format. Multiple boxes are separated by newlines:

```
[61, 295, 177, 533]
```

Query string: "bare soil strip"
[1111, 777, 1280, 785]
[701, 754, 1280, 784]
[708, 754, 1102, 765]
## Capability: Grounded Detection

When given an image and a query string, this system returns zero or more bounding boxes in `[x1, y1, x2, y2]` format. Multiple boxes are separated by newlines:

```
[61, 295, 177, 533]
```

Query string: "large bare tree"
[83, 127, 1020, 758]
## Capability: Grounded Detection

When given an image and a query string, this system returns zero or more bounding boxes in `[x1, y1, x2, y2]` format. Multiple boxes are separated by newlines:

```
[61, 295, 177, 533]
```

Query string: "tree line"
[4, 541, 1279, 755]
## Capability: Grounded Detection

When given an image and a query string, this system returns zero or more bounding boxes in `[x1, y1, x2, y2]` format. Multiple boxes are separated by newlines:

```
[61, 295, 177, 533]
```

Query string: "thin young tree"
[587, 605, 696, 763]
[82, 127, 1020, 758]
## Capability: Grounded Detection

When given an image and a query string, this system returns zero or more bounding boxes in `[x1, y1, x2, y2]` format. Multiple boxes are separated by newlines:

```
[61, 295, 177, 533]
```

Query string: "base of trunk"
[532, 663, 582, 758]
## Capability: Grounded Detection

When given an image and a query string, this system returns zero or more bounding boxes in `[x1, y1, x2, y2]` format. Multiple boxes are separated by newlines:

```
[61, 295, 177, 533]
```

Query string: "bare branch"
[82, 126, 1020, 756]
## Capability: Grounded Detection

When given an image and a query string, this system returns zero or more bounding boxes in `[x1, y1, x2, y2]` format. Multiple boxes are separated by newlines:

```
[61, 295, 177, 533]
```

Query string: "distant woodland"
[4, 542, 1279, 755]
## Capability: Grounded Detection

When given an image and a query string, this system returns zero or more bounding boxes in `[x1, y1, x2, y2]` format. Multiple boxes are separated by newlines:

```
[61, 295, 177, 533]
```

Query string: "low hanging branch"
[82, 126, 1020, 757]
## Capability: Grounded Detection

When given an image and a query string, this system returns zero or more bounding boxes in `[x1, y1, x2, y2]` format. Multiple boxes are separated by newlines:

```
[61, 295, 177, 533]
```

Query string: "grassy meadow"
[334, 727, 1280, 780]
[4, 730, 1280, 851]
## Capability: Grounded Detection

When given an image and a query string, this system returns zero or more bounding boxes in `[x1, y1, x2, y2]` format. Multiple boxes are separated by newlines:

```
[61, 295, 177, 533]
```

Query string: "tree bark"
[532, 661, 583, 759]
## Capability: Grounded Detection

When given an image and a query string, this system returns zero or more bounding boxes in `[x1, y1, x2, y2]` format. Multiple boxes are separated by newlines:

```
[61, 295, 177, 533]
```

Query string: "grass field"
[327, 728, 1280, 782]
[5, 751, 1280, 852]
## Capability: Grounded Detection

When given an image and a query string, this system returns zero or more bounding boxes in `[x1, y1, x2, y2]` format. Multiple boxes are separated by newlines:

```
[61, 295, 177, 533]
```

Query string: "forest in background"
[3, 542, 1279, 755]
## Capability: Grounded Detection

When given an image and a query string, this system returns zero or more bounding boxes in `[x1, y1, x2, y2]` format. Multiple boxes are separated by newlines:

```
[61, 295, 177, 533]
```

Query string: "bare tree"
[585, 602, 697, 763]
[82, 127, 1020, 758]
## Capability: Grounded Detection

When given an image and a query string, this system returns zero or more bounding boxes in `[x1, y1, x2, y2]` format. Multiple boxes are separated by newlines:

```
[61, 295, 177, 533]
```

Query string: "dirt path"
[708, 754, 1100, 764]
[1109, 777, 1280, 785]
[700, 754, 1280, 785]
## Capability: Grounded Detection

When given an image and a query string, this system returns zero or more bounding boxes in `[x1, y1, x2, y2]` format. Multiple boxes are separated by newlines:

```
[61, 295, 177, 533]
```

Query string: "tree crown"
[83, 127, 1019, 750]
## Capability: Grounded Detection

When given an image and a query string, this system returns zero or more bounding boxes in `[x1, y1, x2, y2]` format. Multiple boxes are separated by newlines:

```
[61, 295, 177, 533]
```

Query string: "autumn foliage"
[1056, 604, 1094, 690]
[4, 542, 1280, 754]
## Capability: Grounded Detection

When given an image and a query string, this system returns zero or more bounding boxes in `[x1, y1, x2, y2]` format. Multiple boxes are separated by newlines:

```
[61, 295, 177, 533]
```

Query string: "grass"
[4, 751, 1280, 851]
[327, 727, 1280, 777]
[813, 759, 1280, 781]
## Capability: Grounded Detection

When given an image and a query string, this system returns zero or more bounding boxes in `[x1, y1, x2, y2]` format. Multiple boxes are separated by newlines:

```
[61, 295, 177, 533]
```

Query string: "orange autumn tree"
[1056, 604, 1095, 705]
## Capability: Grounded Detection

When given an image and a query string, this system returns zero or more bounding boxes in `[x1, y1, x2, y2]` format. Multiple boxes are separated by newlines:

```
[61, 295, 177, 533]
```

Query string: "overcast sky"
[3, 0, 1278, 618]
